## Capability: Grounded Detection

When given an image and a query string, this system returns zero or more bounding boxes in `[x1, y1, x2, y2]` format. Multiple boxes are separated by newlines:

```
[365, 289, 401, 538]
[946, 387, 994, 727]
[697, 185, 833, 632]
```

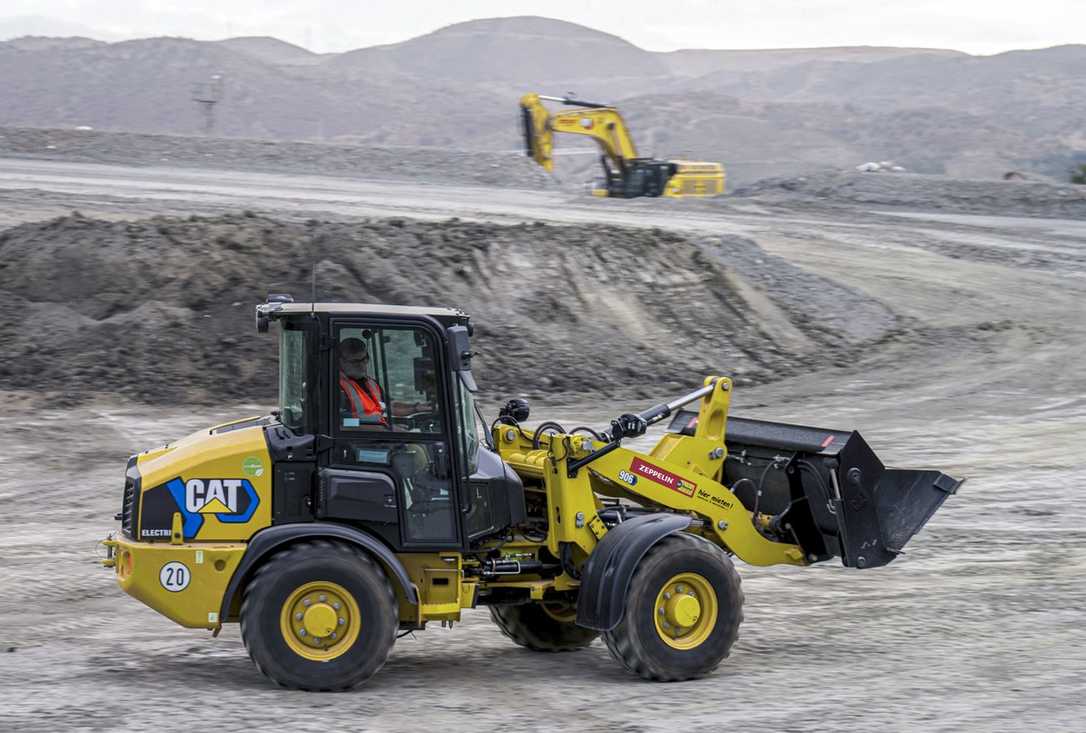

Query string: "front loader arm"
[584, 443, 806, 567]
[495, 377, 808, 570]
[519, 92, 639, 175]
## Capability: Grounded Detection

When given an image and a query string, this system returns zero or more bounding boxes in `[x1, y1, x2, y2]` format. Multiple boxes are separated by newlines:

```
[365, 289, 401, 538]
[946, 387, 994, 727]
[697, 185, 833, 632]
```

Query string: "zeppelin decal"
[630, 458, 697, 497]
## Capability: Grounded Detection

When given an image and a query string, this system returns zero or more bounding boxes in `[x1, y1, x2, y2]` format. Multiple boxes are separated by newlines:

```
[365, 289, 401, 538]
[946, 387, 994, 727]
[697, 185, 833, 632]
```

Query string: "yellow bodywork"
[666, 161, 726, 197]
[103, 536, 246, 628]
[520, 92, 724, 198]
[134, 421, 272, 541]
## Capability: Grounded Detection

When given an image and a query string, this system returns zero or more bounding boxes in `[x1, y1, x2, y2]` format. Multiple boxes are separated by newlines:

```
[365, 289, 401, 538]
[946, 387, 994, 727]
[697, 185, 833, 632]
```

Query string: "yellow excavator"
[520, 92, 724, 198]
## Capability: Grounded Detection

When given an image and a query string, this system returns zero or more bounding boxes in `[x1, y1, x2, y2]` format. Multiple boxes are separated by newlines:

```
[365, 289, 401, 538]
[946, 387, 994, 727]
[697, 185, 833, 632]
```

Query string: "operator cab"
[256, 299, 526, 553]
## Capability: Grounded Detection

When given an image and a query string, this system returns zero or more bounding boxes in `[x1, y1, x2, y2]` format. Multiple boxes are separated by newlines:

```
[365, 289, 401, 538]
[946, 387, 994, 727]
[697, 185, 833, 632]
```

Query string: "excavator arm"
[520, 92, 638, 175]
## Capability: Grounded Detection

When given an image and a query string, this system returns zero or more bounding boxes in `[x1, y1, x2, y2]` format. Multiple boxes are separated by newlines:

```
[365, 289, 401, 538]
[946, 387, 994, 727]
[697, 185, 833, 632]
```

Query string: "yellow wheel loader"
[520, 92, 725, 198]
[102, 297, 960, 690]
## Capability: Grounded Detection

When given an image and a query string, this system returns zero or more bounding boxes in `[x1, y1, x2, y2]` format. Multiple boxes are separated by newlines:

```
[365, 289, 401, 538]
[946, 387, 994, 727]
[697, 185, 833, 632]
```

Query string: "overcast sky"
[1, 1, 1082, 54]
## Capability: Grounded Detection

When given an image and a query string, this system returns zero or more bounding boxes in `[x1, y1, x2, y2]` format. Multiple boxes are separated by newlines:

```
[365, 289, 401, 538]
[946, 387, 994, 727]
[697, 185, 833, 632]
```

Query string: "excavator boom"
[520, 92, 638, 172]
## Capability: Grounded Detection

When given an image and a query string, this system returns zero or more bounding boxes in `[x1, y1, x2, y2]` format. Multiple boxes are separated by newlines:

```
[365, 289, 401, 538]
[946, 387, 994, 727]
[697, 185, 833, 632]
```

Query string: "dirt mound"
[0, 212, 892, 405]
[733, 171, 1086, 218]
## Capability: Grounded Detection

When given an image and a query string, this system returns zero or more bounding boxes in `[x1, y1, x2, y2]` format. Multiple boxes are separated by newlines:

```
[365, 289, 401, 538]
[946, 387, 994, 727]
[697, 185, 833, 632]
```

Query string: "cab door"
[320, 319, 462, 550]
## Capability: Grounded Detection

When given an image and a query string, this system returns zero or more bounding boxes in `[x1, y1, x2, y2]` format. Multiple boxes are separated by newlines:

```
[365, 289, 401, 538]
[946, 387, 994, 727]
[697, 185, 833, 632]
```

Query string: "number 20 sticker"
[160, 561, 191, 592]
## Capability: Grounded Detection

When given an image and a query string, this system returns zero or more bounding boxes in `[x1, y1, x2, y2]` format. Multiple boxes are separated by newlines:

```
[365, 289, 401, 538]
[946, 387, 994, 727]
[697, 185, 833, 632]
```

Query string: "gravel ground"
[0, 153, 1083, 732]
[0, 126, 558, 190]
[733, 171, 1086, 219]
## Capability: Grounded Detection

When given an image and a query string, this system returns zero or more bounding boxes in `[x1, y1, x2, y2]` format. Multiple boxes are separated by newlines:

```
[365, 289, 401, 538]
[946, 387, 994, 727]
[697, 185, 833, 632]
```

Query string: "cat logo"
[186, 478, 244, 514]
[163, 476, 259, 538]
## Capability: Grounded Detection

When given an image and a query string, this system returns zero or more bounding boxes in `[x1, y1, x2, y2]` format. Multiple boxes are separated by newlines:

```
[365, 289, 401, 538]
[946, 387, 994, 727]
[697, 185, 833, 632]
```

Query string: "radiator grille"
[120, 458, 140, 539]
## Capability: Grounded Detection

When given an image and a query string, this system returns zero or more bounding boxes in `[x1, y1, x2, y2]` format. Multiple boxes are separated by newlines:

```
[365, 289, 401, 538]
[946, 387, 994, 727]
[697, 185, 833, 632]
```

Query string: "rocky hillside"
[0, 16, 1083, 183]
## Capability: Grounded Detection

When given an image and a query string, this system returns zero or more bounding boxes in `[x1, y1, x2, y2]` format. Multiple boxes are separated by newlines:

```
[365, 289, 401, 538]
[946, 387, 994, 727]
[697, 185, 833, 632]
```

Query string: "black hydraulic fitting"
[610, 413, 647, 440]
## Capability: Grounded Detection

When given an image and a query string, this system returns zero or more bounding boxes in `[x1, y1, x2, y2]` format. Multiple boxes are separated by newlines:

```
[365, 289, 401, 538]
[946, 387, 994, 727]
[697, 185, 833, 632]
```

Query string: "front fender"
[575, 513, 691, 631]
[219, 522, 418, 621]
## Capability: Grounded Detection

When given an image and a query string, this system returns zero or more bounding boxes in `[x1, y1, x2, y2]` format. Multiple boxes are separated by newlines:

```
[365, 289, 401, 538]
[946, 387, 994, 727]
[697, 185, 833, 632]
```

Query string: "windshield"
[457, 377, 481, 474]
[279, 326, 307, 431]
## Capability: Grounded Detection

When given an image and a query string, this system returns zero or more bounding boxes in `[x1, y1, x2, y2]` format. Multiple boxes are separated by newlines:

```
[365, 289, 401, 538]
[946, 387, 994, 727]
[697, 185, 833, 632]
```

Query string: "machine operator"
[338, 337, 388, 427]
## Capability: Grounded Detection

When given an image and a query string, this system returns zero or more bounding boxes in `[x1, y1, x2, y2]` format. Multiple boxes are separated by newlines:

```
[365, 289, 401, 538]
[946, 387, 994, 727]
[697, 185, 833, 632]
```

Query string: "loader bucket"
[668, 411, 962, 568]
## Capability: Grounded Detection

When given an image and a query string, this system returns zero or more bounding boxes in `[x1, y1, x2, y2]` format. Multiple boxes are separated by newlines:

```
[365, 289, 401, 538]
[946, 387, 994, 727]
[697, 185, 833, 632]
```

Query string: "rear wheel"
[240, 540, 397, 690]
[489, 599, 600, 652]
[602, 533, 743, 681]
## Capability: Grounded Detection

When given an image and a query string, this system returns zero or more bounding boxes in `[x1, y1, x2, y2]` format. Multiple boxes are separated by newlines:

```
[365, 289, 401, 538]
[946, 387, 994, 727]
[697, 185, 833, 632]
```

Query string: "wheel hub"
[279, 581, 361, 661]
[666, 593, 701, 627]
[303, 603, 339, 638]
[653, 572, 718, 650]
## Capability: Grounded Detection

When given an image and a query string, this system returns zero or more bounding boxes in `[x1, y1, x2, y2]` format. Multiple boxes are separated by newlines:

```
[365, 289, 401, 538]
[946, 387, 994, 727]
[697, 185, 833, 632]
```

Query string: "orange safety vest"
[339, 374, 386, 421]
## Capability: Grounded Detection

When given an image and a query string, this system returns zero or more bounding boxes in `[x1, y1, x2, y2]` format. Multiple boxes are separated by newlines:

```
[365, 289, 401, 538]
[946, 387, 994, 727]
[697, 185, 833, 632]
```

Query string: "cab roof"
[265, 302, 468, 320]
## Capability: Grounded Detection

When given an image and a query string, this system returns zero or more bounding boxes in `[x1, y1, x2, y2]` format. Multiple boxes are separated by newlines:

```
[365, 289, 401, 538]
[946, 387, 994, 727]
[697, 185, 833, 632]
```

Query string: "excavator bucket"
[668, 411, 962, 568]
[519, 93, 554, 171]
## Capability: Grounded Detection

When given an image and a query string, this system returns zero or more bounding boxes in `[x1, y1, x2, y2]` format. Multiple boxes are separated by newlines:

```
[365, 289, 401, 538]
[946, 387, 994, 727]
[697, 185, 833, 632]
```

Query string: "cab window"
[334, 326, 443, 434]
[278, 325, 307, 432]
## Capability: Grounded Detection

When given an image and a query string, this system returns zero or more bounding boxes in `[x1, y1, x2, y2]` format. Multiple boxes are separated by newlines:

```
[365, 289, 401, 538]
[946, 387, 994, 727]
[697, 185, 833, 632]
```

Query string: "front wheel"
[602, 533, 743, 681]
[240, 539, 398, 690]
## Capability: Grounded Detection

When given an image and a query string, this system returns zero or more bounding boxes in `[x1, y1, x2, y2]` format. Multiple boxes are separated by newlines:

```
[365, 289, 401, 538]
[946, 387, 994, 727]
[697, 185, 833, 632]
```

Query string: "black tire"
[489, 600, 600, 652]
[602, 533, 743, 681]
[240, 539, 397, 690]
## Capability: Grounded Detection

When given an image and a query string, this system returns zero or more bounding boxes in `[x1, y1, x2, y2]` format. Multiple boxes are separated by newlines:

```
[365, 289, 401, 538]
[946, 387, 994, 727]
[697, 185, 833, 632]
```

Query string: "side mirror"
[256, 294, 292, 334]
[445, 325, 477, 392]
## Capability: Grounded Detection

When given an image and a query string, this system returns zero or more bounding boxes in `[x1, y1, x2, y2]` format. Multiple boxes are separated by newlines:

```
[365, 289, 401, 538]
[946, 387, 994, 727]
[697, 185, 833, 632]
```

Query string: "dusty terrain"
[0, 151, 1084, 732]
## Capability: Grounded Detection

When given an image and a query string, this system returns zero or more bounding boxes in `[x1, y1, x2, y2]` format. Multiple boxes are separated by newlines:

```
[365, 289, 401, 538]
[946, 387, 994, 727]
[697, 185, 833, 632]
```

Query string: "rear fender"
[219, 522, 418, 621]
[575, 513, 691, 631]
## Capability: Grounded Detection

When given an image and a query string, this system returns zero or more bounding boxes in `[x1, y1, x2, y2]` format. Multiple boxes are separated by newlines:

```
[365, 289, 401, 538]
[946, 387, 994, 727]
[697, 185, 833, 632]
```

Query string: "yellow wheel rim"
[540, 600, 578, 624]
[653, 572, 718, 650]
[279, 580, 361, 661]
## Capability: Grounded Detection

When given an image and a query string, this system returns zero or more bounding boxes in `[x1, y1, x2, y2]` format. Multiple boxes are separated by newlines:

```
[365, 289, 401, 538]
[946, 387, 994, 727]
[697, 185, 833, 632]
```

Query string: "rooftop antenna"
[191, 74, 224, 135]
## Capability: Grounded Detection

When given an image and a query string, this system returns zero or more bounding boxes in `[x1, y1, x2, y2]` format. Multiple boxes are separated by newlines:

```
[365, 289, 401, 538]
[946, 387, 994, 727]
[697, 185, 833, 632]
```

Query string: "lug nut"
[295, 612, 303, 620]
[333, 602, 341, 610]
[330, 632, 337, 639]
[298, 629, 307, 637]
[688, 591, 696, 597]
[338, 618, 345, 625]
[303, 599, 311, 606]
[319, 594, 327, 602]
[658, 607, 665, 615]
[664, 592, 671, 600]
[676, 585, 685, 593]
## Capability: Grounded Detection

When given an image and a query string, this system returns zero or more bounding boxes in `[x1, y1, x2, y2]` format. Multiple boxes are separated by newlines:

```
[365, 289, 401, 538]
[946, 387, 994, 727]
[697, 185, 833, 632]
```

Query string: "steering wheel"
[394, 411, 441, 433]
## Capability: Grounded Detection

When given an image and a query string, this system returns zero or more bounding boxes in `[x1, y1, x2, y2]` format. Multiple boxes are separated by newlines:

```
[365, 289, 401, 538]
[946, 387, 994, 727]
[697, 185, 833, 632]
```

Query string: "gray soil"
[0, 148, 1084, 732]
[0, 211, 889, 406]
[733, 170, 1086, 219]
[0, 126, 559, 190]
